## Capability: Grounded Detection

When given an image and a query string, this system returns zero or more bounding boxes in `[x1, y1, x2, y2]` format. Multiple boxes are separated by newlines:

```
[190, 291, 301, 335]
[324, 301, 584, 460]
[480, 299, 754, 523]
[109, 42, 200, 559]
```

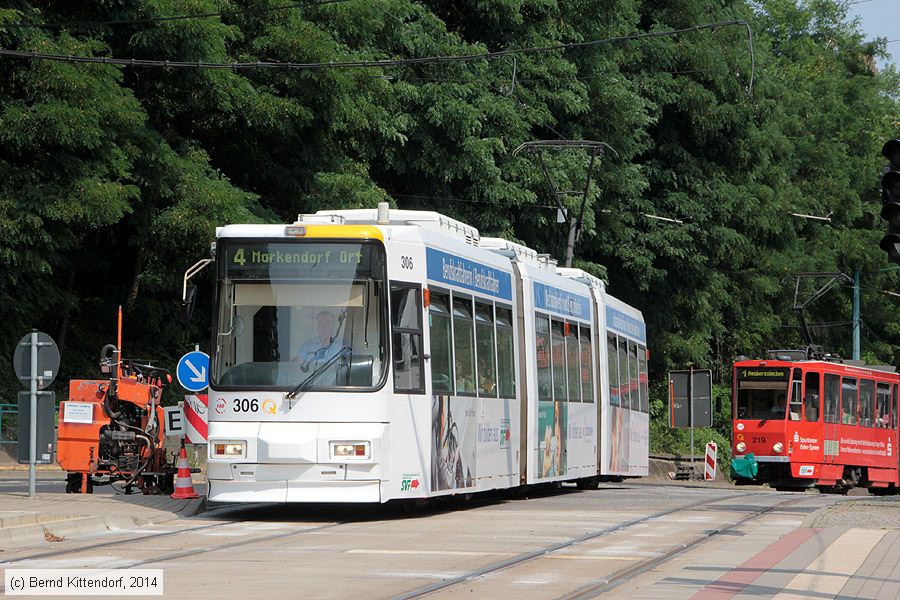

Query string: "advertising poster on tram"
[537, 399, 567, 477]
[431, 395, 477, 491]
[609, 405, 631, 472]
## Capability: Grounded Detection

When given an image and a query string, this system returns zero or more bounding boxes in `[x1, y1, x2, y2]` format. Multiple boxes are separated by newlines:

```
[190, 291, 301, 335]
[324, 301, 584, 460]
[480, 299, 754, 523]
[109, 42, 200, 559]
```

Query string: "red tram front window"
[735, 367, 789, 420]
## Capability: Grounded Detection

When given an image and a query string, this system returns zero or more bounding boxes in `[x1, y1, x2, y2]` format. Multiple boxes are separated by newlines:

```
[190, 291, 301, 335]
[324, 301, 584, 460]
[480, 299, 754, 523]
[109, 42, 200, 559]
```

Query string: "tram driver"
[296, 310, 342, 372]
[769, 394, 786, 416]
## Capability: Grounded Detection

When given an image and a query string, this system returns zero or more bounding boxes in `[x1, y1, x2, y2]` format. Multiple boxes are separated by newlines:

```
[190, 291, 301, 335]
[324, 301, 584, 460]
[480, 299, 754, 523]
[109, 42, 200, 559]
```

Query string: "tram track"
[393, 489, 774, 600]
[0, 483, 583, 570]
[557, 494, 808, 599]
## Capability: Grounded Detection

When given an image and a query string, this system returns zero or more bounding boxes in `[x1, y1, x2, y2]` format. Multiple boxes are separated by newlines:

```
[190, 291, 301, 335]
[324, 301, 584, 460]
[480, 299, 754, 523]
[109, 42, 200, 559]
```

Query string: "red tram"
[731, 352, 900, 492]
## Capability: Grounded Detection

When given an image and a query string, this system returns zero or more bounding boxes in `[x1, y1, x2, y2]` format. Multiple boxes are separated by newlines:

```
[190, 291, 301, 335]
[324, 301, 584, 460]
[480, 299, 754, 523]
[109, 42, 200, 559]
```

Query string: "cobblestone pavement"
[803, 496, 900, 528]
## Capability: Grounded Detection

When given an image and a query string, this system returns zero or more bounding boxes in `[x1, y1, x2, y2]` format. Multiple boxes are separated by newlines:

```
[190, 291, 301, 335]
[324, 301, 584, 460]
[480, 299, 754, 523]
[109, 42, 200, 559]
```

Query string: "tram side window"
[536, 315, 552, 401]
[566, 322, 581, 402]
[496, 307, 516, 399]
[841, 377, 858, 425]
[390, 284, 424, 394]
[580, 325, 594, 403]
[628, 340, 639, 412]
[859, 379, 875, 428]
[804, 372, 820, 422]
[618, 337, 630, 410]
[789, 369, 802, 421]
[453, 297, 476, 396]
[607, 333, 619, 406]
[824, 374, 840, 424]
[429, 292, 453, 394]
[551, 319, 568, 401]
[638, 345, 649, 413]
[893, 385, 898, 430]
[876, 383, 891, 429]
[474, 303, 498, 398]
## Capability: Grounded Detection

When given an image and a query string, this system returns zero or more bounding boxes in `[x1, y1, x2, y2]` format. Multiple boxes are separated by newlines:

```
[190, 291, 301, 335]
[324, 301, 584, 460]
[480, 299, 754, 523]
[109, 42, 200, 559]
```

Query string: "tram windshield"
[211, 240, 387, 390]
[735, 367, 790, 421]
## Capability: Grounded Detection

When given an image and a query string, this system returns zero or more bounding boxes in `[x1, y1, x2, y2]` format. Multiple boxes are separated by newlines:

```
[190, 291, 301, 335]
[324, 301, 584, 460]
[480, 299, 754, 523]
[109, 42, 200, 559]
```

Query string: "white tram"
[200, 204, 649, 503]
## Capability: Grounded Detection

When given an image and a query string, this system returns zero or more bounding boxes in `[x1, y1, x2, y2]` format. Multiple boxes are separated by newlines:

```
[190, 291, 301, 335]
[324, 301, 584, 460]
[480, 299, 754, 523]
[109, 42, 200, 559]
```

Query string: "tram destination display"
[221, 241, 381, 280]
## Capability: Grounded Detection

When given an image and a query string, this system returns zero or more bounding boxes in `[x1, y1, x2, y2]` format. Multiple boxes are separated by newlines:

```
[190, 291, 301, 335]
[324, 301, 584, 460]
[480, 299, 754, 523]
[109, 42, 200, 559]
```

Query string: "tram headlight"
[211, 441, 245, 458]
[736, 442, 746, 453]
[331, 441, 370, 459]
[773, 442, 784, 454]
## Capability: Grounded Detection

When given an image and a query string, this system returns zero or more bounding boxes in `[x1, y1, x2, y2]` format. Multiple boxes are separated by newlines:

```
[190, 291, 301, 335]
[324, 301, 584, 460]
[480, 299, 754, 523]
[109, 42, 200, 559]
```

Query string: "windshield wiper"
[286, 346, 351, 402]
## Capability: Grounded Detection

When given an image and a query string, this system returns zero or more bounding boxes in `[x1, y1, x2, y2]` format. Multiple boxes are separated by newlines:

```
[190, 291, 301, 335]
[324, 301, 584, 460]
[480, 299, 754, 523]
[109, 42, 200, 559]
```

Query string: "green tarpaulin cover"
[731, 453, 758, 480]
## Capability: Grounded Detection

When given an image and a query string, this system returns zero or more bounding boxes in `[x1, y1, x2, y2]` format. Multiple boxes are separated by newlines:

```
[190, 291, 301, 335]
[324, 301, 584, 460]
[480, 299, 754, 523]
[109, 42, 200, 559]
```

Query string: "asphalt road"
[0, 482, 856, 599]
[0, 470, 209, 496]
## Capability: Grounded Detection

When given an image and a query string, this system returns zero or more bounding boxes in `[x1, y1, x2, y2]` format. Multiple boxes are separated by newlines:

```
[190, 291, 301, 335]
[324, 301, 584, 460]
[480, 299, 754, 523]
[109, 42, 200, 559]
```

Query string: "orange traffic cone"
[171, 443, 199, 499]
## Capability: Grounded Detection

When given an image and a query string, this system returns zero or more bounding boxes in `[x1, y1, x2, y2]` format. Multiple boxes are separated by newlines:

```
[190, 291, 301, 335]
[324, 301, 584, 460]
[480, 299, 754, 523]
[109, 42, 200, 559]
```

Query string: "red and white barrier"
[183, 394, 208, 444]
[705, 441, 717, 481]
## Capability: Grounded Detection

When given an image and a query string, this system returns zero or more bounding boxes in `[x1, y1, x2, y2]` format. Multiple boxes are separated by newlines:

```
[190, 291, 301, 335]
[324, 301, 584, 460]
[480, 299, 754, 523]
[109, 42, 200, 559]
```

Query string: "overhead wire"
[0, 19, 757, 94]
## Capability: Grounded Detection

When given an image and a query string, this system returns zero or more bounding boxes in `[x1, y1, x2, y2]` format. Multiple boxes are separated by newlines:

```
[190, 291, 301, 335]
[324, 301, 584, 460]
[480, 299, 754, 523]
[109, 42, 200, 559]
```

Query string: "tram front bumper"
[730, 453, 759, 480]
[207, 478, 382, 503]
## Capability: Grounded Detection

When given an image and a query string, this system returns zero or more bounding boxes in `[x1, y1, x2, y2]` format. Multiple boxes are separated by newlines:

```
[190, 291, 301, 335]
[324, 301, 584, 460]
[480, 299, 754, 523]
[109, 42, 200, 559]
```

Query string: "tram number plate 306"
[232, 398, 259, 413]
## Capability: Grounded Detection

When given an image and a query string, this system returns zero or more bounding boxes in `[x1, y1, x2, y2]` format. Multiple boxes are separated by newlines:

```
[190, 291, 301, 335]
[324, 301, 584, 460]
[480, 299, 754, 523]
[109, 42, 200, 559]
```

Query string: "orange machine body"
[57, 378, 165, 475]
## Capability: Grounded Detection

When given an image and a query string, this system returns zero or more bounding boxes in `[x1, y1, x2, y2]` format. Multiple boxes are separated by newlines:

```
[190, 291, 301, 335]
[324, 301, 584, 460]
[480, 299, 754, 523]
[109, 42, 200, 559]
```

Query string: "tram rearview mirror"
[182, 283, 198, 323]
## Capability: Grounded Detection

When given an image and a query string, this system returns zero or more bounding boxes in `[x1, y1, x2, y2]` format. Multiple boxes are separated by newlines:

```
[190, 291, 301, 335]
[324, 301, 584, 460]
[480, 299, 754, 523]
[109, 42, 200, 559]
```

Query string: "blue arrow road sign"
[177, 351, 209, 392]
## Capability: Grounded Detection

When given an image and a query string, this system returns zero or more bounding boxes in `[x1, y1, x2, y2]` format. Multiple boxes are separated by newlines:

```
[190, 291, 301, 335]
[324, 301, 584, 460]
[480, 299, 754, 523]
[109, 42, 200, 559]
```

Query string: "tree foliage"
[0, 1, 898, 453]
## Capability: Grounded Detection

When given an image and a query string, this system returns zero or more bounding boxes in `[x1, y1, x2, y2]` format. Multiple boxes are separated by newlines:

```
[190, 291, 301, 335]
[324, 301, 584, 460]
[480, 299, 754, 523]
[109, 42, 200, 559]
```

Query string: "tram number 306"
[233, 398, 259, 413]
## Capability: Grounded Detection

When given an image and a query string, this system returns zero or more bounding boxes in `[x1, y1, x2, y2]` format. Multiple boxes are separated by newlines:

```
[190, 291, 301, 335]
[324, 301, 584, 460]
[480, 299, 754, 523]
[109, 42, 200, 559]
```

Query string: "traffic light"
[879, 139, 900, 263]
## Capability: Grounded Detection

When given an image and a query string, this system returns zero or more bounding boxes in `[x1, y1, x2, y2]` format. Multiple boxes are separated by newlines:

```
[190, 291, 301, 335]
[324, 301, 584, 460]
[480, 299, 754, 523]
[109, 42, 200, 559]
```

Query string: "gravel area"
[803, 496, 900, 528]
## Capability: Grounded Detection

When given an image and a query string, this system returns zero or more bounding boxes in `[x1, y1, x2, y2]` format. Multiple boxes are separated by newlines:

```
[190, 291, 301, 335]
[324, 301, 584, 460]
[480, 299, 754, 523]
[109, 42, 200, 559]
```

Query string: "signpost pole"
[689, 365, 695, 479]
[29, 330, 37, 498]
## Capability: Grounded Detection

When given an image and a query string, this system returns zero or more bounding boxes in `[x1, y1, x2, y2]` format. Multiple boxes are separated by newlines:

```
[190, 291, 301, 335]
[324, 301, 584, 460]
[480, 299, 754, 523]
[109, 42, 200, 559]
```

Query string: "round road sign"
[13, 331, 60, 390]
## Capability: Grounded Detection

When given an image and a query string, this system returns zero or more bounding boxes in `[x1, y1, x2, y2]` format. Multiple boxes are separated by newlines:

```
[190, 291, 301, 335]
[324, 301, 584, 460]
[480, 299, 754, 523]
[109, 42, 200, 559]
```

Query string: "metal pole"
[689, 365, 695, 479]
[852, 269, 860, 360]
[29, 330, 37, 498]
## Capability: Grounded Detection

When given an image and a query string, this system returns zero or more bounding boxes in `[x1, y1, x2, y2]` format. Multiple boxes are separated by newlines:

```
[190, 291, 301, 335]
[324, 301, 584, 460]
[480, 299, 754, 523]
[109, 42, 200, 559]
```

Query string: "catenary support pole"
[689, 365, 695, 478]
[852, 269, 860, 360]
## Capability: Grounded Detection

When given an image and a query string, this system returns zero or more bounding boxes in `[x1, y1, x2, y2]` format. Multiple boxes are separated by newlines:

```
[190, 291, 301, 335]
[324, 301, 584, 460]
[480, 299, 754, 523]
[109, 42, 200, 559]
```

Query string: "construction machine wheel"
[65, 473, 93, 494]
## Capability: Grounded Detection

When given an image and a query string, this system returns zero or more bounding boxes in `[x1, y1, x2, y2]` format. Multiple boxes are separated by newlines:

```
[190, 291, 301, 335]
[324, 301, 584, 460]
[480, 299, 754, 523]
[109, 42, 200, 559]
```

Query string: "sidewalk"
[0, 492, 204, 550]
